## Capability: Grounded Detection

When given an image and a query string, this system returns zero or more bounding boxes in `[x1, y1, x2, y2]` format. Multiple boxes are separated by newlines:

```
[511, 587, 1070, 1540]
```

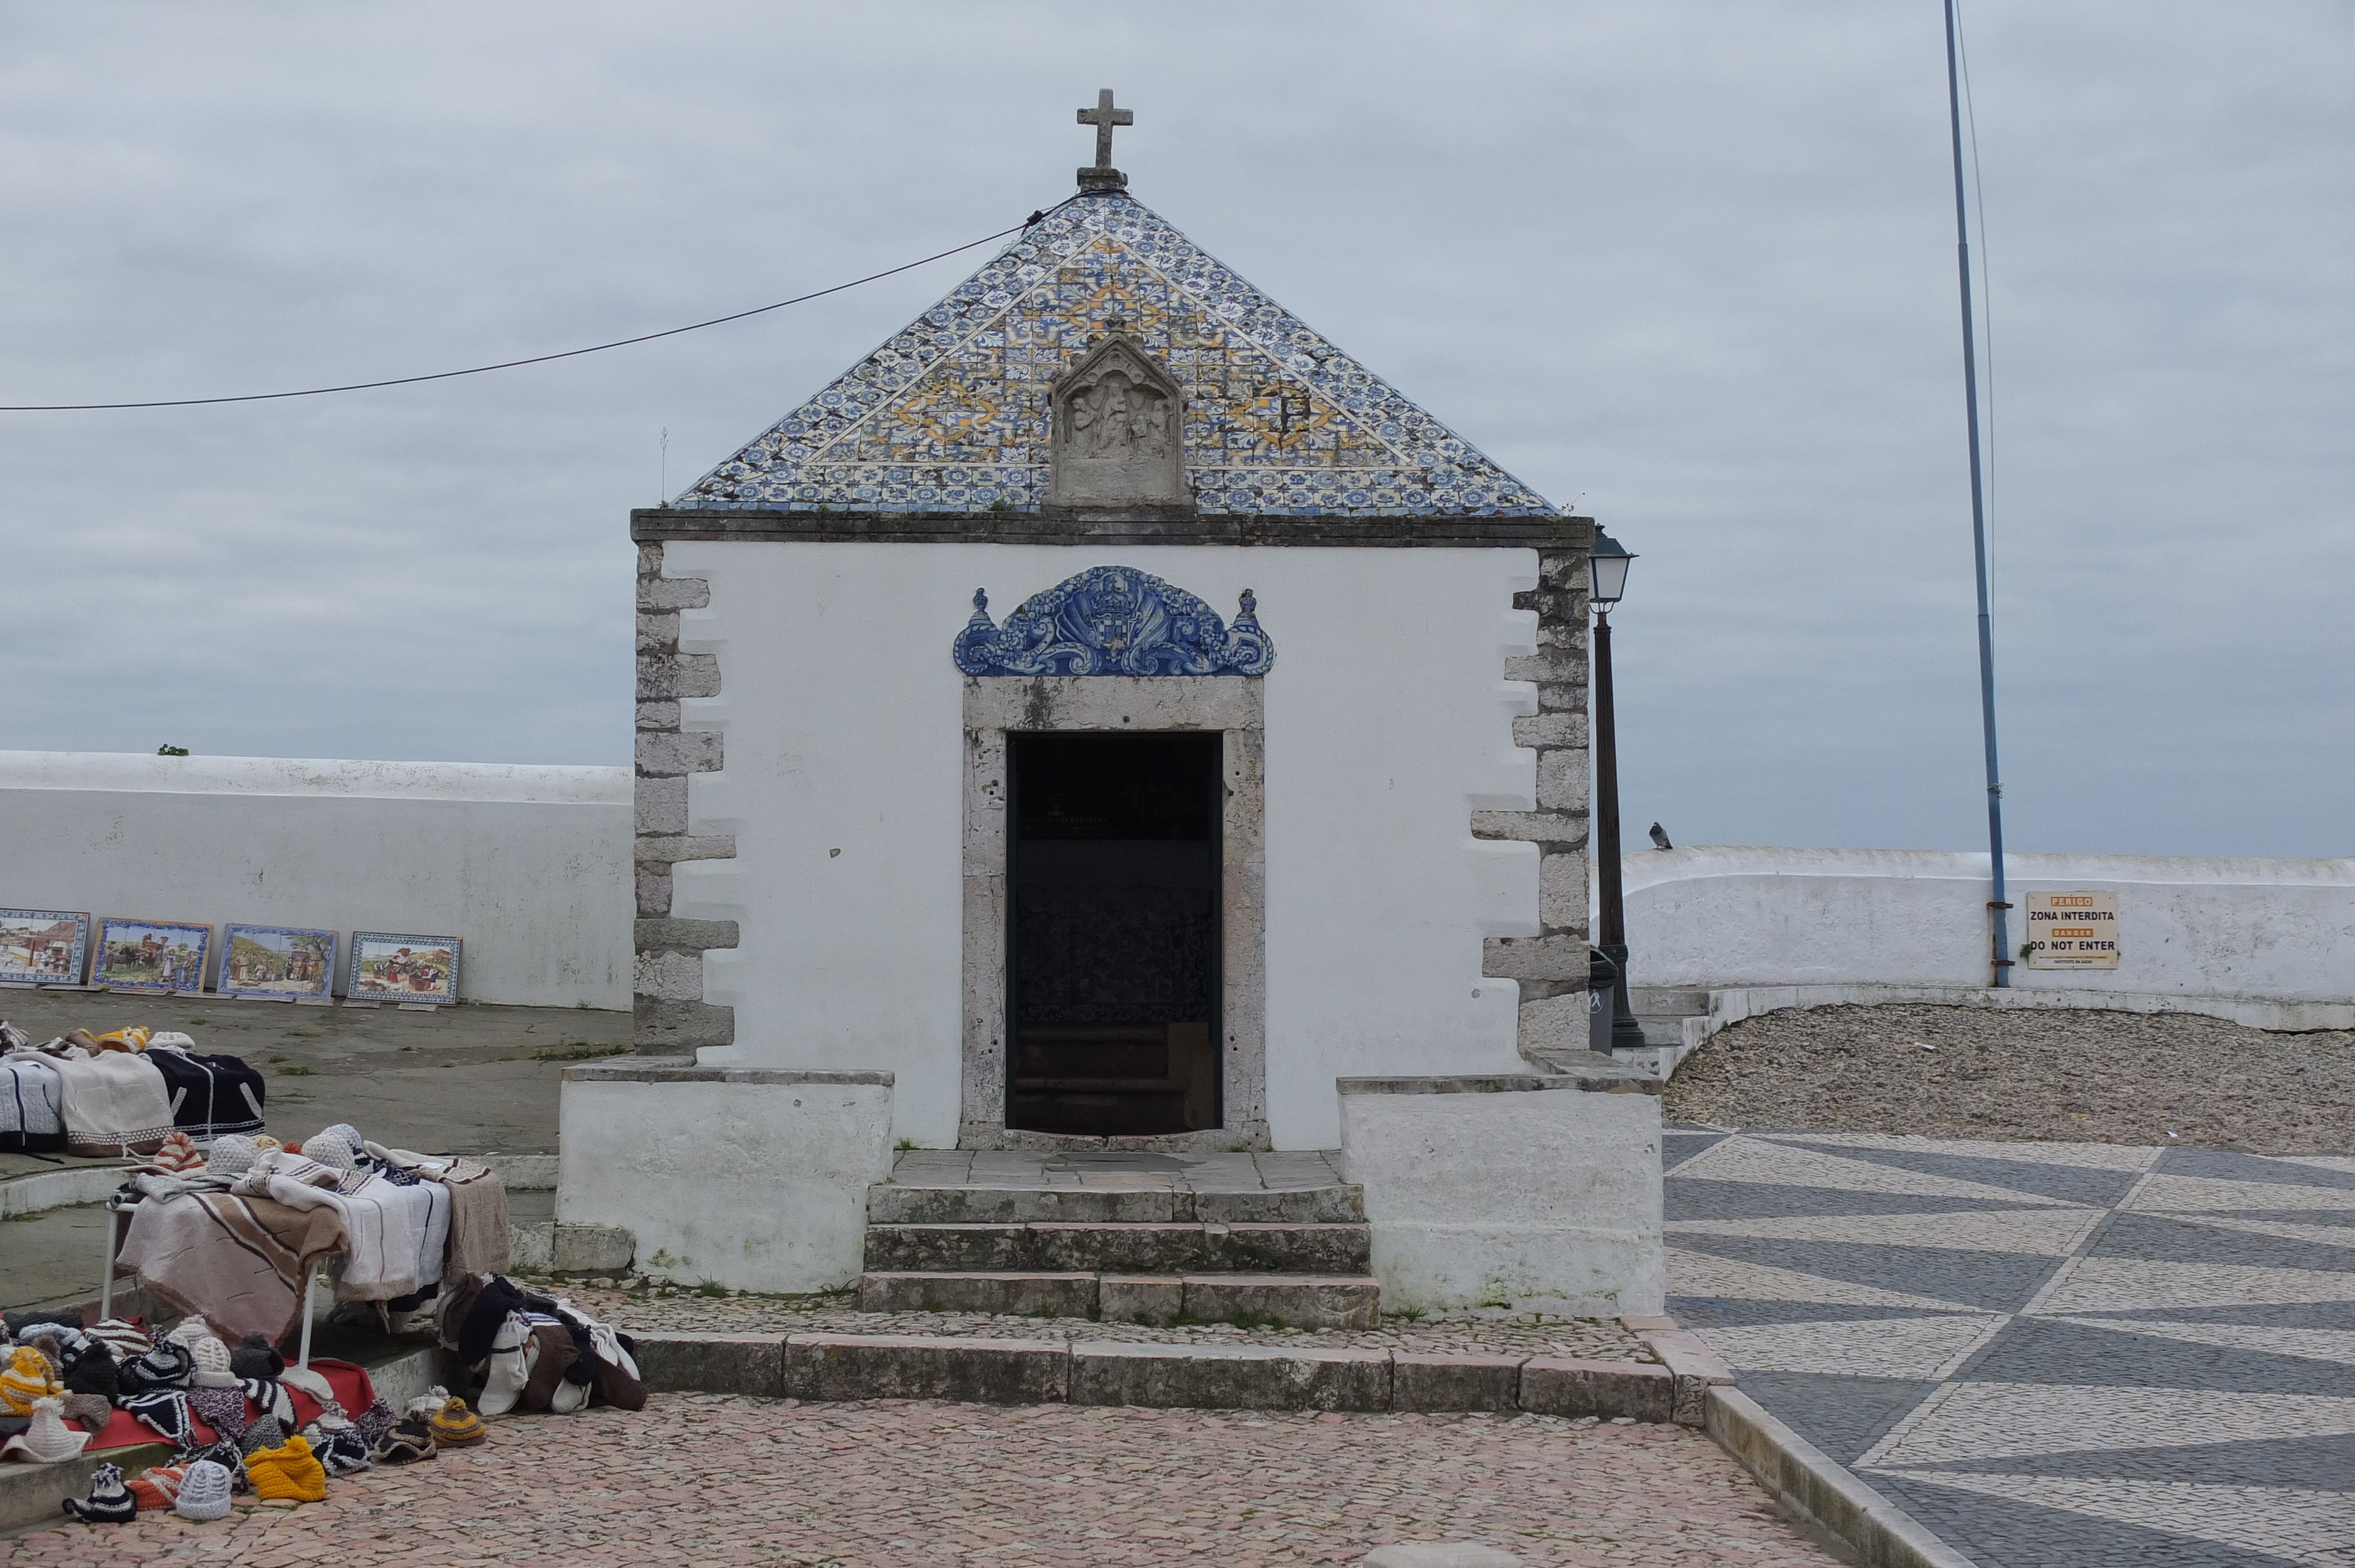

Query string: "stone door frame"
[960, 675, 1268, 1151]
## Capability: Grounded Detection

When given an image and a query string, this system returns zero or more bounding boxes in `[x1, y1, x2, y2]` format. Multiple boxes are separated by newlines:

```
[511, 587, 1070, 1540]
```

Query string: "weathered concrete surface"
[1389, 1353, 1524, 1414]
[855, 1270, 1097, 1317]
[861, 1221, 1371, 1275]
[1519, 1357, 1677, 1424]
[509, 1220, 635, 1275]
[1179, 1273, 1381, 1330]
[1069, 1341, 1392, 1412]
[1098, 1275, 1183, 1324]
[783, 1334, 1069, 1404]
[627, 1331, 785, 1398]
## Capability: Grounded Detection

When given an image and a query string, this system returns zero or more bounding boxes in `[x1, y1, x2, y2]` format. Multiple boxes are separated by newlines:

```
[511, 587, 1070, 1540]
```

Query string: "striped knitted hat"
[62, 1462, 137, 1524]
[84, 1318, 152, 1360]
[0, 1346, 59, 1414]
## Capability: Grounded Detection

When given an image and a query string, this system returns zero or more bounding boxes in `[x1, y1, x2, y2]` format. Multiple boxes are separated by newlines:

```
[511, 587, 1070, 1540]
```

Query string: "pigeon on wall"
[1648, 823, 1673, 850]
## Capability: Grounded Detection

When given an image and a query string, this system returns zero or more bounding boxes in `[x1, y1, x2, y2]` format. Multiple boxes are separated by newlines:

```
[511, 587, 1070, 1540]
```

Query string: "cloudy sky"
[2, 1, 2347, 858]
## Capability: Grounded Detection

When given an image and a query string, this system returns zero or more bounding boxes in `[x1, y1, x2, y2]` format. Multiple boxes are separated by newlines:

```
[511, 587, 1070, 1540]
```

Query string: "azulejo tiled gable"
[679, 193, 1556, 518]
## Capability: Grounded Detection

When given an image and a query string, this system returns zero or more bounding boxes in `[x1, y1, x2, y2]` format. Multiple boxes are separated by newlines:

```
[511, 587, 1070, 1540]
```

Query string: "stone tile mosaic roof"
[679, 192, 1556, 517]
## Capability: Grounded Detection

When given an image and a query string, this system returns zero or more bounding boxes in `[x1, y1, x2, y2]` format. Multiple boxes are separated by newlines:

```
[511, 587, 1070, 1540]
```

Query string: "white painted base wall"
[1625, 846, 2355, 1005]
[0, 750, 631, 1008]
[665, 542, 1544, 1151]
[556, 1066, 894, 1293]
[1338, 1078, 1666, 1317]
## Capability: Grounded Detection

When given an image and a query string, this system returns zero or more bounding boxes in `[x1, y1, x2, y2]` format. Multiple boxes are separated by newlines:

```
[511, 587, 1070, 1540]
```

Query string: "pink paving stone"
[4, 1394, 1844, 1567]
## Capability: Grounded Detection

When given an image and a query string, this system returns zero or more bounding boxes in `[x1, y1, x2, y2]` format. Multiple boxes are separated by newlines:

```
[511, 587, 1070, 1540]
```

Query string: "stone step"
[867, 1182, 1364, 1225]
[625, 1330, 1689, 1422]
[856, 1270, 1381, 1329]
[863, 1221, 1371, 1275]
[1628, 986, 1709, 1016]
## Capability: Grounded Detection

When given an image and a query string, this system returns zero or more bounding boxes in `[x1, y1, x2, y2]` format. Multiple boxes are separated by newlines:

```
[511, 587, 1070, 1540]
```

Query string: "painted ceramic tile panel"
[347, 931, 460, 1005]
[679, 193, 1554, 518]
[218, 925, 337, 1001]
[93, 919, 213, 994]
[0, 910, 88, 985]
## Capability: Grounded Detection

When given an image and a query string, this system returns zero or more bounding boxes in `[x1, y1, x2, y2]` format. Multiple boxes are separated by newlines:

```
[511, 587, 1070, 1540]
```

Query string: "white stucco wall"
[1624, 845, 2355, 1004]
[0, 750, 631, 1008]
[662, 542, 1544, 1150]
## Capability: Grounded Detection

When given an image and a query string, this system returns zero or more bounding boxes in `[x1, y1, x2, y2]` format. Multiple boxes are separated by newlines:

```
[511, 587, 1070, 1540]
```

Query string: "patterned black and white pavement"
[1666, 1128, 2355, 1567]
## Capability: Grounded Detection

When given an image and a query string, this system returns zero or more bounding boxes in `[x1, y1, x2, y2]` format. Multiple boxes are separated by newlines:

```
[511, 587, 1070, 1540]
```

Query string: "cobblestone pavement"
[1667, 1125, 2355, 1567]
[5, 1394, 1842, 1567]
[544, 1284, 1655, 1361]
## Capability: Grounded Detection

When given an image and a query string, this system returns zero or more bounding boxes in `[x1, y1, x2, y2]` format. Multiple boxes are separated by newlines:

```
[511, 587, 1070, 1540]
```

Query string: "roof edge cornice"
[632, 508, 1596, 551]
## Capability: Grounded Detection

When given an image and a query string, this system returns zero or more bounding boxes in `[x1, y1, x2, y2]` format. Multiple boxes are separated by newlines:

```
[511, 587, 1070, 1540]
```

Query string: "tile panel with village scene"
[217, 923, 338, 1001]
[89, 918, 213, 994]
[346, 931, 461, 1005]
[0, 909, 89, 986]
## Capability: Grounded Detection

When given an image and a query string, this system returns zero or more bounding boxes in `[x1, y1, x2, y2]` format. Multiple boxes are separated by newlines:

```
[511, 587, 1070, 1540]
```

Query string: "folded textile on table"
[235, 1151, 450, 1302]
[42, 1049, 175, 1156]
[144, 1044, 266, 1142]
[437, 1160, 511, 1277]
[0, 1056, 64, 1154]
[116, 1188, 346, 1343]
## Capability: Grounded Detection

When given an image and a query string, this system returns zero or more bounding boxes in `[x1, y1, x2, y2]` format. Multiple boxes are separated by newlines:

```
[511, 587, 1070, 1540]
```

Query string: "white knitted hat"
[174, 1459, 233, 1521]
[205, 1135, 259, 1178]
[186, 1332, 236, 1389]
[303, 1128, 357, 1172]
[3, 1397, 91, 1463]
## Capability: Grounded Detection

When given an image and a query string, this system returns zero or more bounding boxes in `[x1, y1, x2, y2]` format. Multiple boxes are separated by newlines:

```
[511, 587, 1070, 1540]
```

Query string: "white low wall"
[0, 750, 632, 1009]
[557, 1064, 895, 1293]
[1624, 846, 2355, 1006]
[1338, 1072, 1666, 1317]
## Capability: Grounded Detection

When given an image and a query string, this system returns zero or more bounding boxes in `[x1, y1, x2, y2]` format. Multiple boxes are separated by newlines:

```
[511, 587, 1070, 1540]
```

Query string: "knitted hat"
[243, 1434, 328, 1503]
[238, 1414, 285, 1457]
[60, 1391, 113, 1431]
[0, 1346, 60, 1414]
[92, 1026, 150, 1053]
[317, 1122, 365, 1156]
[186, 1333, 235, 1388]
[205, 1134, 259, 1178]
[3, 1310, 83, 1338]
[305, 1420, 373, 1477]
[303, 1128, 357, 1172]
[62, 1461, 137, 1523]
[85, 1318, 152, 1360]
[427, 1396, 485, 1448]
[174, 1459, 234, 1521]
[124, 1461, 187, 1511]
[62, 1348, 117, 1399]
[6, 1398, 92, 1463]
[228, 1333, 284, 1383]
[281, 1364, 334, 1404]
[367, 1414, 436, 1464]
[147, 1031, 196, 1049]
[147, 1130, 204, 1175]
[117, 1340, 193, 1396]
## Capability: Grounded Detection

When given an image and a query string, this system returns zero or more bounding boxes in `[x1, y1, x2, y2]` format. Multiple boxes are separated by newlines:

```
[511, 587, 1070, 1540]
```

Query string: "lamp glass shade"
[1588, 530, 1635, 606]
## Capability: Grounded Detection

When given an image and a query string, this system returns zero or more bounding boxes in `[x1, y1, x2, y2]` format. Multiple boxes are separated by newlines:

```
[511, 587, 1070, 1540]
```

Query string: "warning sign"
[2023, 890, 2120, 969]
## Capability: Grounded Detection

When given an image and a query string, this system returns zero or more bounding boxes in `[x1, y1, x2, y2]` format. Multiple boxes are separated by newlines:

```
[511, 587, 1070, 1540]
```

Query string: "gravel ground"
[1665, 1003, 2355, 1153]
[4, 1394, 1839, 1567]
[538, 1283, 1657, 1361]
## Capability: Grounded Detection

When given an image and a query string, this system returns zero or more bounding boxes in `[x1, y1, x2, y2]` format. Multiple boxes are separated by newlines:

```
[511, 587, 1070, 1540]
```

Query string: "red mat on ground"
[74, 1358, 379, 1453]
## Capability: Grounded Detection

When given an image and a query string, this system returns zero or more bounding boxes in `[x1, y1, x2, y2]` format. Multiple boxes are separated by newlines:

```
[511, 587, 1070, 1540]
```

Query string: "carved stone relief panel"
[1044, 333, 1191, 514]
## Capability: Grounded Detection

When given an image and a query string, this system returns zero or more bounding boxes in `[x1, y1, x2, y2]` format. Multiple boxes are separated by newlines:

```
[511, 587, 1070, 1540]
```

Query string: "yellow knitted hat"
[427, 1396, 486, 1448]
[0, 1346, 60, 1416]
[243, 1434, 329, 1503]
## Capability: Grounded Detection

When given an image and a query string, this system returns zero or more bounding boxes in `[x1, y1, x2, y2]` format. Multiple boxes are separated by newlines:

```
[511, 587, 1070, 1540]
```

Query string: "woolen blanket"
[45, 1050, 175, 1155]
[117, 1191, 346, 1343]
[236, 1152, 451, 1301]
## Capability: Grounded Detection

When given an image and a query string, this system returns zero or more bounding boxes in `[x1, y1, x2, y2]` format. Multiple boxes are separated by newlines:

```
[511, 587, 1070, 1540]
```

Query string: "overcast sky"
[2, 1, 2347, 858]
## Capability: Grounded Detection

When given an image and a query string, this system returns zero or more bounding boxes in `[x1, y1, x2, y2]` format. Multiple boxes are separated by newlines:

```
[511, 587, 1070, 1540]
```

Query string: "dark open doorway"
[1007, 732, 1222, 1137]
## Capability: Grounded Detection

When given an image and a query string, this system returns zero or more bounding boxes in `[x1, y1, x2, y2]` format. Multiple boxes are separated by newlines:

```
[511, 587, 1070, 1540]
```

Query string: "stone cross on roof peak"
[1076, 88, 1132, 194]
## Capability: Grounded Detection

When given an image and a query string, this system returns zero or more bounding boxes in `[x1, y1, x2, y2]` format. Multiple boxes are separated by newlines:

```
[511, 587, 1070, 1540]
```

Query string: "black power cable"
[1, 211, 1051, 413]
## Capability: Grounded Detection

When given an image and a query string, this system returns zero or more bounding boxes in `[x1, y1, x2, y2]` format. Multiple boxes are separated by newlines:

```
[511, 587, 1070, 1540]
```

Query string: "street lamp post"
[1589, 530, 1647, 1054]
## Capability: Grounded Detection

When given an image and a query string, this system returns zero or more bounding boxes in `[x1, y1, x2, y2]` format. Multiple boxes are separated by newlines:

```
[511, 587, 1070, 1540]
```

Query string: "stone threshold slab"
[627, 1330, 1698, 1423]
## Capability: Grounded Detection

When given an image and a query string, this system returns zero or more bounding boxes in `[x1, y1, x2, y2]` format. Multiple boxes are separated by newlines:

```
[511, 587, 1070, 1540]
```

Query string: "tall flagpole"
[1943, 0, 2011, 987]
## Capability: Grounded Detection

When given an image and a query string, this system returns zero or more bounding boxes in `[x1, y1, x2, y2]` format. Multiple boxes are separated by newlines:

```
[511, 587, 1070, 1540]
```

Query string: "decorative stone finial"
[1076, 89, 1131, 194]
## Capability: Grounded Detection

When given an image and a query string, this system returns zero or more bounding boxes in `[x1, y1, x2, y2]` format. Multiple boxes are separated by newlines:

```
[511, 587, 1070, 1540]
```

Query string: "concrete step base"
[868, 1182, 1364, 1225]
[1627, 986, 1710, 1015]
[863, 1221, 1370, 1275]
[509, 1220, 635, 1275]
[856, 1270, 1381, 1328]
[625, 1330, 1690, 1421]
